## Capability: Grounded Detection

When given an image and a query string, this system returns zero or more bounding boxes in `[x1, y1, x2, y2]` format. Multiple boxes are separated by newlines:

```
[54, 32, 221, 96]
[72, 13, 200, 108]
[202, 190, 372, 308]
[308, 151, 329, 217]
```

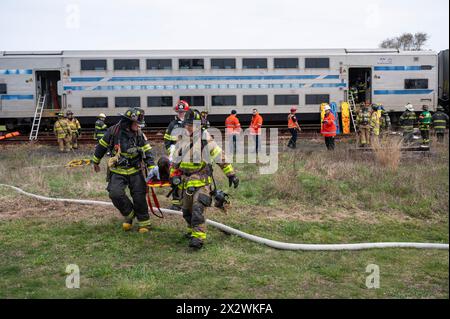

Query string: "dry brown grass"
[372, 135, 403, 171]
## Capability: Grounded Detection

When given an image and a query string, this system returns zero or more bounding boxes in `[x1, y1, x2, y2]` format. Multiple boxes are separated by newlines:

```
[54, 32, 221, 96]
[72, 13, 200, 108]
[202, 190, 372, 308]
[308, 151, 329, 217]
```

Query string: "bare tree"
[397, 33, 414, 50]
[379, 32, 429, 51]
[413, 32, 429, 50]
[380, 38, 399, 49]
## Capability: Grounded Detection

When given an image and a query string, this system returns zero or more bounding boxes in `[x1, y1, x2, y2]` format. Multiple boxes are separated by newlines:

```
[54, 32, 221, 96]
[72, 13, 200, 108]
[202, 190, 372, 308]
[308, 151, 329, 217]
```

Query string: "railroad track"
[1, 124, 331, 145]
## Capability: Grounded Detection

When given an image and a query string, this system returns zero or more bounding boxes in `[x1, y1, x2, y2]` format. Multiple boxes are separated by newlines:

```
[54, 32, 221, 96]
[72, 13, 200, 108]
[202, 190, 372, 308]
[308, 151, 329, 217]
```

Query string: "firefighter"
[287, 107, 301, 149]
[172, 109, 239, 249]
[94, 113, 108, 142]
[54, 112, 72, 153]
[356, 79, 367, 104]
[250, 109, 263, 154]
[92, 107, 155, 233]
[164, 100, 189, 210]
[349, 86, 359, 103]
[200, 110, 210, 130]
[379, 106, 392, 137]
[418, 105, 432, 146]
[165, 100, 189, 160]
[432, 106, 449, 143]
[356, 104, 371, 147]
[369, 104, 381, 139]
[320, 105, 336, 150]
[399, 103, 417, 143]
[225, 110, 241, 155]
[66, 111, 81, 149]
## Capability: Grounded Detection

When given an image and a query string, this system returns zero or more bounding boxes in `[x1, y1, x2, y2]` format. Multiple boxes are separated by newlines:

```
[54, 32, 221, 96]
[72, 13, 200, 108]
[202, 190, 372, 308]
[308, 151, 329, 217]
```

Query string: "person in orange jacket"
[225, 110, 241, 154]
[320, 104, 337, 151]
[287, 107, 301, 149]
[250, 109, 263, 154]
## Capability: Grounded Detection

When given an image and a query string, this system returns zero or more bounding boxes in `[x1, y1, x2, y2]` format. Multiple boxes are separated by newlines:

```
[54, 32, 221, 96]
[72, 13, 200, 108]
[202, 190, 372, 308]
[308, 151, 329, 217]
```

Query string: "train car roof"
[0, 48, 439, 58]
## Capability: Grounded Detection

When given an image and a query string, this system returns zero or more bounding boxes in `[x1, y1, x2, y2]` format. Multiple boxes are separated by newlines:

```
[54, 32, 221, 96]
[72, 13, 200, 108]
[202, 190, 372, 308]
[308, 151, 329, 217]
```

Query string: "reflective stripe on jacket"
[67, 118, 81, 133]
[399, 111, 417, 132]
[432, 111, 449, 132]
[250, 113, 263, 135]
[225, 115, 241, 135]
[321, 112, 337, 137]
[288, 114, 298, 129]
[54, 119, 71, 139]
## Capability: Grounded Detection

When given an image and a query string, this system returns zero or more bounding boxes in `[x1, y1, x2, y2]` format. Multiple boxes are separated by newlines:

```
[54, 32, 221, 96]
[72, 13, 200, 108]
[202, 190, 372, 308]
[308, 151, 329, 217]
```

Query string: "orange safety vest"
[321, 112, 337, 137]
[225, 114, 241, 135]
[250, 113, 263, 135]
[288, 114, 298, 129]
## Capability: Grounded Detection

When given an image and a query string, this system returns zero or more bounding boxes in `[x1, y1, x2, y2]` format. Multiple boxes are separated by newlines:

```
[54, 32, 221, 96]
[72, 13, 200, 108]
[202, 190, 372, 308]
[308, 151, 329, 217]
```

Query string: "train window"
[274, 58, 299, 69]
[275, 95, 299, 105]
[82, 97, 108, 108]
[179, 59, 204, 70]
[0, 83, 6, 94]
[405, 79, 429, 89]
[147, 96, 173, 107]
[243, 58, 267, 69]
[212, 95, 237, 106]
[146, 59, 172, 70]
[81, 59, 107, 71]
[114, 59, 140, 70]
[115, 97, 141, 108]
[305, 58, 330, 69]
[211, 58, 236, 69]
[420, 65, 433, 70]
[305, 94, 330, 105]
[243, 95, 268, 106]
[179, 96, 205, 107]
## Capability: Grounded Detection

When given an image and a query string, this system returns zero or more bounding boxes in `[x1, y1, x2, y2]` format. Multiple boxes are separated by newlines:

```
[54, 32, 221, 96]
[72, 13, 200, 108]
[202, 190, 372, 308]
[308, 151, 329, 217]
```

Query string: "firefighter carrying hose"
[92, 107, 155, 233]
[171, 109, 239, 249]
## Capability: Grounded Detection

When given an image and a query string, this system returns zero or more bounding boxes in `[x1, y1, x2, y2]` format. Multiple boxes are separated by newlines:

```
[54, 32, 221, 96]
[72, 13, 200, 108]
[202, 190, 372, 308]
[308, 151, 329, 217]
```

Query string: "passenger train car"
[0, 49, 441, 131]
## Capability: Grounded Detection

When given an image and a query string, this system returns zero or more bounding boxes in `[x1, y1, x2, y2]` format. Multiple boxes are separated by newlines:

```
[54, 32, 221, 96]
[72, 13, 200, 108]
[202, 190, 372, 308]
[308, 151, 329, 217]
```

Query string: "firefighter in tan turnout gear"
[66, 111, 81, 149]
[171, 109, 239, 249]
[54, 112, 72, 152]
[92, 107, 156, 233]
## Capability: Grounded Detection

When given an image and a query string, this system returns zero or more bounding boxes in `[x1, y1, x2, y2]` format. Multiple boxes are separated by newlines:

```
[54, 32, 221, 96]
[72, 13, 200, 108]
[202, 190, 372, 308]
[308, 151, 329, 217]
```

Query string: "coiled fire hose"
[0, 184, 448, 251]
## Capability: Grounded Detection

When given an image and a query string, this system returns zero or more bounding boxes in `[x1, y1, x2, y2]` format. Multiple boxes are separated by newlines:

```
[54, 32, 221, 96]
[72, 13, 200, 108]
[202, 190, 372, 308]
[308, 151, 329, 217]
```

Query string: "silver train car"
[0, 48, 440, 130]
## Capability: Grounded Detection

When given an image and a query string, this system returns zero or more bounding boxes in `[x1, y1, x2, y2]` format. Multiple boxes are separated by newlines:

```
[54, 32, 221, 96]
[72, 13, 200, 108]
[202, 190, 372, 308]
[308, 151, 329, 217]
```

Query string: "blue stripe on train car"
[0, 69, 33, 75]
[374, 89, 434, 95]
[373, 66, 423, 71]
[0, 94, 34, 100]
[69, 75, 336, 82]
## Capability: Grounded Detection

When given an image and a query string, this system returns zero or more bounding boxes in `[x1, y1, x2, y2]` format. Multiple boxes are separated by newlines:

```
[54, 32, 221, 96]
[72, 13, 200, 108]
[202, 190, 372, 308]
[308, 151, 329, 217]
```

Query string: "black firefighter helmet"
[183, 109, 202, 125]
[121, 107, 146, 125]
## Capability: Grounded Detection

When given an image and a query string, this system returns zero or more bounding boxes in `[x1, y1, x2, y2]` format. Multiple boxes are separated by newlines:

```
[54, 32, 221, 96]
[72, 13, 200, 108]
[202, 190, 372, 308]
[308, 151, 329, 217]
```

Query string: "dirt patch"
[0, 195, 115, 222]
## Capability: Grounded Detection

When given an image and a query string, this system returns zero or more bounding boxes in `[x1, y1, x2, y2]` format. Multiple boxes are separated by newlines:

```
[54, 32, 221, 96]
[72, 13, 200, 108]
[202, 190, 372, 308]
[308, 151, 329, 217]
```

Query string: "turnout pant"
[420, 129, 430, 145]
[107, 172, 150, 226]
[436, 132, 445, 143]
[57, 136, 72, 152]
[71, 134, 79, 149]
[358, 126, 371, 146]
[288, 128, 298, 148]
[403, 131, 415, 144]
[324, 136, 335, 150]
[182, 185, 212, 241]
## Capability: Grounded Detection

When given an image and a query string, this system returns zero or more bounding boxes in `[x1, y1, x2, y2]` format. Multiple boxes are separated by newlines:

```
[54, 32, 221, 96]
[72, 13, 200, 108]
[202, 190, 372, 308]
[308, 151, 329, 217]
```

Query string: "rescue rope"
[0, 184, 448, 251]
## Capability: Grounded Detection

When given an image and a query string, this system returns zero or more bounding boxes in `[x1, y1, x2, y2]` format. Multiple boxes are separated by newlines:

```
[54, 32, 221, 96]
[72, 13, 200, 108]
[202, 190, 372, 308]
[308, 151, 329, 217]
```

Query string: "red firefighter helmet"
[174, 100, 190, 112]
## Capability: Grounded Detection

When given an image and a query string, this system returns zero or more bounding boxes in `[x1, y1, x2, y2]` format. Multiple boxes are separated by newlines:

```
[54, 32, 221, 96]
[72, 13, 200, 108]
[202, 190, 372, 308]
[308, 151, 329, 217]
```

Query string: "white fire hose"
[1, 184, 448, 251]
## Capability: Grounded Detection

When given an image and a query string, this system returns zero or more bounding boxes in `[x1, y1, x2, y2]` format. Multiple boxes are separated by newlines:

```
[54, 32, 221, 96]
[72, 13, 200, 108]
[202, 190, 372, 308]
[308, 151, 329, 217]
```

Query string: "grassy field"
[0, 137, 448, 298]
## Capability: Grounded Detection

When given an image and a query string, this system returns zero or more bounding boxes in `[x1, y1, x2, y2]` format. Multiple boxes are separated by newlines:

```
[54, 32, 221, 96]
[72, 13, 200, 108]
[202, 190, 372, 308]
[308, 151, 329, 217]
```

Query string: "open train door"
[35, 70, 62, 111]
[348, 67, 372, 105]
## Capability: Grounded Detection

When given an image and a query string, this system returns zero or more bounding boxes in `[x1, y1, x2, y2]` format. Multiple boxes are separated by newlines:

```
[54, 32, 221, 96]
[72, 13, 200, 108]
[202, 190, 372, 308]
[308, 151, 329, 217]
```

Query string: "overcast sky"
[0, 0, 448, 52]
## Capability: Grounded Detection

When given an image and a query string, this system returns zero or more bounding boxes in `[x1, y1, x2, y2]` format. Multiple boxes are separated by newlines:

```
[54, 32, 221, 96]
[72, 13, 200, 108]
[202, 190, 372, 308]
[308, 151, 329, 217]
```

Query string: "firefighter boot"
[122, 211, 135, 231]
[189, 237, 204, 249]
